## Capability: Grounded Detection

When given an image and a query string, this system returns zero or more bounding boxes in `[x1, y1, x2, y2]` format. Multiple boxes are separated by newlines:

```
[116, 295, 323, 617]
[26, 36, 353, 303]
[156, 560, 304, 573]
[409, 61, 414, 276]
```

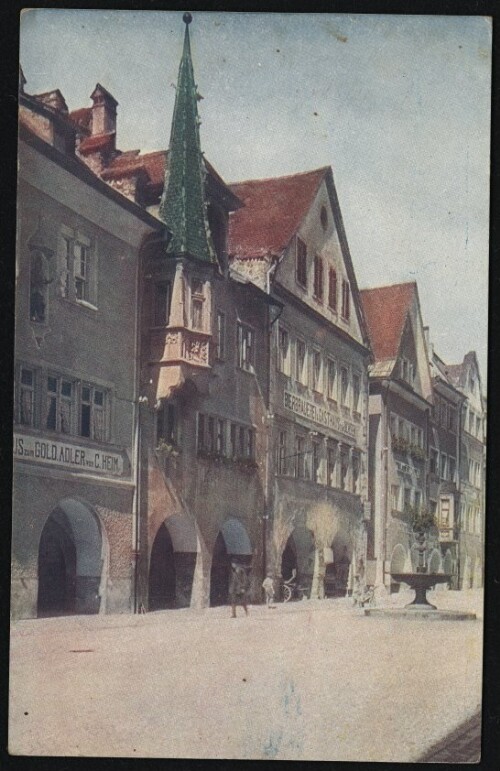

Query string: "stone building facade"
[447, 352, 486, 589]
[360, 282, 434, 592]
[13, 80, 164, 619]
[229, 168, 372, 599]
[427, 339, 465, 588]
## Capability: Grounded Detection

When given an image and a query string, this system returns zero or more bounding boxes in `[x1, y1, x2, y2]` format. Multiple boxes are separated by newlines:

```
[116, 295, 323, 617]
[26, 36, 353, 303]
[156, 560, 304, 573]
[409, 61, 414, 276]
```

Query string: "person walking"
[229, 562, 250, 618]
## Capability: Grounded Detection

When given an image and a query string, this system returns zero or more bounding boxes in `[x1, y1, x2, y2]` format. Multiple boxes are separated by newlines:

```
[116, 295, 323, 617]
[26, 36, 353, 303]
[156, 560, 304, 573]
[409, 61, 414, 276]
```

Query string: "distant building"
[360, 282, 434, 592]
[446, 352, 486, 589]
[13, 74, 165, 619]
[427, 336, 465, 588]
[230, 167, 372, 599]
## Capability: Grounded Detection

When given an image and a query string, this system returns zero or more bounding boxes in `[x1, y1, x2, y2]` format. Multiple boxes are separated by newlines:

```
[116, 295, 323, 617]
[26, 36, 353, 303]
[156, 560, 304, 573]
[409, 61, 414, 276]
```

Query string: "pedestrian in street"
[262, 572, 275, 608]
[229, 562, 250, 618]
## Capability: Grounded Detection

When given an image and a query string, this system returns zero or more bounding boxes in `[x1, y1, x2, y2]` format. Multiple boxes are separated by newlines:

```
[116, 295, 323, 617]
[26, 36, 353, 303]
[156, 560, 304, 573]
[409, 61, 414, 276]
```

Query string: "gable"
[402, 291, 433, 401]
[274, 176, 367, 347]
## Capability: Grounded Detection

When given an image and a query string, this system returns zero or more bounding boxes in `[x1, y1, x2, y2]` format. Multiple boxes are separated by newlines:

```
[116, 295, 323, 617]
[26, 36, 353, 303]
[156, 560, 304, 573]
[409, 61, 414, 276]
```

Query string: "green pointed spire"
[159, 13, 216, 263]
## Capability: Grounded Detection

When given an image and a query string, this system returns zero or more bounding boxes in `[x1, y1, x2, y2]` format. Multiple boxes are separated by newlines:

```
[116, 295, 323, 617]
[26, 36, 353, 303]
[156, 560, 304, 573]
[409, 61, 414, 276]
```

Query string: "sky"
[19, 10, 491, 384]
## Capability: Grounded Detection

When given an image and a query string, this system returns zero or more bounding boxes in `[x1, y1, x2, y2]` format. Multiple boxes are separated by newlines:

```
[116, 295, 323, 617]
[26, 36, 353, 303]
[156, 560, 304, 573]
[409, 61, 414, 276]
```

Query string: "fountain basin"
[391, 572, 450, 610]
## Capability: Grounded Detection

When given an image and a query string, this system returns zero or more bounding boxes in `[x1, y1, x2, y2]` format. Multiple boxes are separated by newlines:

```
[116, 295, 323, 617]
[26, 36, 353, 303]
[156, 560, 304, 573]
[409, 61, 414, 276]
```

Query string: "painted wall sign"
[283, 390, 357, 440]
[13, 432, 126, 476]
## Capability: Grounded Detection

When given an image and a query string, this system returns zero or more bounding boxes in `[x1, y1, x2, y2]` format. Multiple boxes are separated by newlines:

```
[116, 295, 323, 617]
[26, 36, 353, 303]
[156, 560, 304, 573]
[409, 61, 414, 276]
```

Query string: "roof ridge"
[229, 165, 329, 187]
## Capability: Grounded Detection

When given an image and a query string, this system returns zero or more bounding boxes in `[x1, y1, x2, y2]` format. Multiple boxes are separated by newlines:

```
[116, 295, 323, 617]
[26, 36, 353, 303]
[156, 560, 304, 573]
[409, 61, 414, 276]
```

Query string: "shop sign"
[283, 391, 357, 439]
[13, 432, 126, 477]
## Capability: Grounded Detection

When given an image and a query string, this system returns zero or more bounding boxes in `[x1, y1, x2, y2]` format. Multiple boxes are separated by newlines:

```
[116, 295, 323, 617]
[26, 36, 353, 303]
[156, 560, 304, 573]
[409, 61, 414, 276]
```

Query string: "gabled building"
[13, 71, 165, 619]
[135, 14, 277, 610]
[446, 352, 486, 589]
[427, 337, 465, 588]
[360, 282, 433, 592]
[229, 167, 372, 599]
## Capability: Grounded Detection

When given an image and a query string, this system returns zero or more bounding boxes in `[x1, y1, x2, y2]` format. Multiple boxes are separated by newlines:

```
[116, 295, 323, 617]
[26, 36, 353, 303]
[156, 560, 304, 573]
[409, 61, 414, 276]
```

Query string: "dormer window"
[296, 237, 307, 288]
[313, 255, 323, 301]
[341, 280, 350, 320]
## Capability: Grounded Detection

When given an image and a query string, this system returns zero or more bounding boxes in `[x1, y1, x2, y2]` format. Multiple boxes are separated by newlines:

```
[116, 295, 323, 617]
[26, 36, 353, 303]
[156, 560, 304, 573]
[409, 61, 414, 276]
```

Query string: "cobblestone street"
[9, 589, 482, 762]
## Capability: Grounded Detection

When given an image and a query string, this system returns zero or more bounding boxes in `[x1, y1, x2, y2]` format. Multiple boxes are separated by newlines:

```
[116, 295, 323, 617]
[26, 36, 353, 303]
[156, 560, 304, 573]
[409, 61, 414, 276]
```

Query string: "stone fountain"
[365, 524, 476, 620]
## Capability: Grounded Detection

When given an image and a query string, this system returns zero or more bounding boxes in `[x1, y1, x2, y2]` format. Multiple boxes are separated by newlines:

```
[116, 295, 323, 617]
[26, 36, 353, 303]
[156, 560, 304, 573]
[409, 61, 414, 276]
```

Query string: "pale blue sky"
[19, 10, 491, 382]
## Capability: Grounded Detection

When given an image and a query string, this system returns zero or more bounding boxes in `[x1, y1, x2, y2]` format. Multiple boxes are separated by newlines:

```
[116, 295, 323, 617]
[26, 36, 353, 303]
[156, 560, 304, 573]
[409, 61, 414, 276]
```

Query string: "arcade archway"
[210, 518, 252, 606]
[37, 499, 105, 617]
[281, 527, 315, 599]
[148, 514, 199, 610]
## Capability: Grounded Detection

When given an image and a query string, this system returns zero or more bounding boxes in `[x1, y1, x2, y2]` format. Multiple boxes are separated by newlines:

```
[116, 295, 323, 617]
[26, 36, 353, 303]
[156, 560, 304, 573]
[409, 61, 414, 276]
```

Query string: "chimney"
[90, 83, 118, 136]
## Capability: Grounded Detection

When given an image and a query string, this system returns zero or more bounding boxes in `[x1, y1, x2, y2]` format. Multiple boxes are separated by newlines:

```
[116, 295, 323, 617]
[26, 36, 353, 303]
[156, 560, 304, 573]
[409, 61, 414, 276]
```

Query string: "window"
[313, 255, 323, 300]
[277, 326, 290, 375]
[312, 350, 322, 392]
[216, 311, 226, 360]
[340, 367, 349, 407]
[341, 279, 350, 320]
[448, 406, 456, 433]
[30, 250, 50, 323]
[352, 374, 361, 415]
[296, 237, 307, 287]
[327, 359, 337, 401]
[352, 452, 360, 494]
[59, 230, 96, 306]
[157, 401, 177, 446]
[230, 423, 237, 458]
[46, 375, 73, 434]
[246, 428, 255, 459]
[468, 410, 474, 435]
[207, 417, 215, 453]
[80, 384, 106, 441]
[312, 440, 321, 483]
[440, 497, 450, 528]
[238, 426, 246, 458]
[216, 419, 225, 454]
[327, 442, 338, 487]
[403, 487, 412, 511]
[74, 241, 90, 301]
[154, 281, 171, 326]
[277, 430, 287, 475]
[320, 206, 328, 231]
[391, 484, 401, 511]
[295, 339, 307, 385]
[414, 490, 421, 512]
[191, 279, 205, 331]
[476, 415, 481, 438]
[19, 367, 35, 426]
[237, 323, 255, 372]
[390, 413, 398, 439]
[440, 453, 448, 480]
[401, 359, 408, 381]
[449, 456, 456, 483]
[328, 268, 337, 311]
[430, 448, 438, 474]
[294, 435, 305, 478]
[339, 446, 349, 490]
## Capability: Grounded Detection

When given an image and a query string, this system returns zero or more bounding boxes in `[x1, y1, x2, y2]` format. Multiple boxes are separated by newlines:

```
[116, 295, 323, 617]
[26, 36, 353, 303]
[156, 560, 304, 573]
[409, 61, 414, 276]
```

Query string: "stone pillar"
[190, 542, 211, 609]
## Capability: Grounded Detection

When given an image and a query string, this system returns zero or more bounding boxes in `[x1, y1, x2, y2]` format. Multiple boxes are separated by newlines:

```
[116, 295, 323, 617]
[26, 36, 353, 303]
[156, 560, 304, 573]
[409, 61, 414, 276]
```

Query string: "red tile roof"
[70, 107, 92, 131]
[360, 282, 416, 362]
[228, 167, 328, 259]
[101, 149, 165, 183]
[78, 132, 115, 154]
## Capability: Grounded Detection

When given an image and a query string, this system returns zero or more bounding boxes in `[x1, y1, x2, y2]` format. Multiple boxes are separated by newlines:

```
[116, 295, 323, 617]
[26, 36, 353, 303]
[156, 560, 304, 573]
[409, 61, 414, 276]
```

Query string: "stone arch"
[281, 526, 315, 598]
[210, 518, 253, 607]
[148, 514, 200, 610]
[428, 548, 441, 574]
[390, 544, 407, 574]
[326, 530, 354, 597]
[37, 498, 107, 617]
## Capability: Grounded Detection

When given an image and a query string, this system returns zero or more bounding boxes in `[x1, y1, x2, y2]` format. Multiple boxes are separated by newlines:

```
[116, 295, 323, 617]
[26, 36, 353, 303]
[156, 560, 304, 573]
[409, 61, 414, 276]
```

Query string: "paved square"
[9, 589, 483, 761]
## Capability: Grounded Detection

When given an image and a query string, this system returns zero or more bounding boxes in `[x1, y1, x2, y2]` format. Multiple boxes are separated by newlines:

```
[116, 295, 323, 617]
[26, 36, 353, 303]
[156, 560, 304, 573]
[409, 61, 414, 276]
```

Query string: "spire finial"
[183, 12, 192, 25]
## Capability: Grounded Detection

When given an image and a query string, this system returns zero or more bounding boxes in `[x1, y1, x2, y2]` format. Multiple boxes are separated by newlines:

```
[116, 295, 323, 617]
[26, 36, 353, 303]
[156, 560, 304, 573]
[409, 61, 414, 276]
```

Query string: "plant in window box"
[391, 435, 410, 454]
[155, 439, 180, 459]
[409, 444, 426, 461]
